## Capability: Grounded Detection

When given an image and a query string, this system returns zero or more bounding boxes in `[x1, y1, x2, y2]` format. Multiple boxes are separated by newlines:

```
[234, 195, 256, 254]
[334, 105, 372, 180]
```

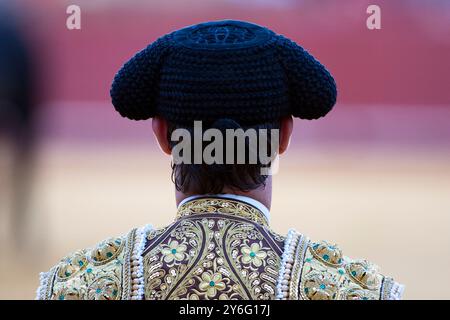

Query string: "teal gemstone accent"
[86, 268, 92, 273]
[351, 271, 357, 277]
[338, 258, 342, 264]
[112, 289, 118, 296]
[323, 254, 330, 261]
[209, 281, 215, 287]
[319, 284, 326, 290]
[362, 297, 368, 300]
[305, 258, 312, 263]
[78, 260, 84, 267]
[305, 288, 309, 294]
[250, 252, 256, 258]
[313, 244, 319, 250]
[65, 271, 71, 277]
[171, 249, 177, 254]
[96, 288, 102, 294]
[59, 294, 65, 300]
[106, 252, 113, 258]
[338, 269, 345, 275]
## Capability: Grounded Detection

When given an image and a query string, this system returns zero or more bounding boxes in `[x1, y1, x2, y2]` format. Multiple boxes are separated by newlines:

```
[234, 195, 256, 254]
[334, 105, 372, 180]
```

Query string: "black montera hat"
[110, 20, 337, 125]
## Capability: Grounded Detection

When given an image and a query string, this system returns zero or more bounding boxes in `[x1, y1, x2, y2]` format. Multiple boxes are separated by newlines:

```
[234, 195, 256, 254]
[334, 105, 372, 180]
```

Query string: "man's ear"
[152, 117, 172, 155]
[279, 116, 293, 155]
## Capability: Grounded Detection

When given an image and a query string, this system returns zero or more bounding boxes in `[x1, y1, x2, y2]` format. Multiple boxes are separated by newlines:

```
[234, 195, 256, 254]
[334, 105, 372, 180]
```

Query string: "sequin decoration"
[56, 250, 88, 281]
[52, 286, 82, 300]
[90, 237, 124, 265]
[344, 287, 379, 300]
[143, 203, 285, 300]
[346, 260, 381, 290]
[309, 241, 343, 267]
[300, 271, 339, 300]
[87, 276, 121, 300]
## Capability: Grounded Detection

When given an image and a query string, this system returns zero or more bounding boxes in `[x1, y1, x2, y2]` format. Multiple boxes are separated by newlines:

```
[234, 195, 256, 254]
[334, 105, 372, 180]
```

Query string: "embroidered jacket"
[36, 196, 404, 300]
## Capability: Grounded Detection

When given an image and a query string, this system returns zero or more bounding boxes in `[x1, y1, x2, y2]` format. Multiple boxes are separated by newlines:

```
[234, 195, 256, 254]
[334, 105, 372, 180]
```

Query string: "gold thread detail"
[122, 228, 137, 300]
[289, 236, 309, 300]
[176, 198, 269, 227]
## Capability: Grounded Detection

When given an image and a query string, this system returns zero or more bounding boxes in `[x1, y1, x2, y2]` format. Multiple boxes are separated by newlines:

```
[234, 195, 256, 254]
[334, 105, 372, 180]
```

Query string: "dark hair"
[167, 119, 280, 194]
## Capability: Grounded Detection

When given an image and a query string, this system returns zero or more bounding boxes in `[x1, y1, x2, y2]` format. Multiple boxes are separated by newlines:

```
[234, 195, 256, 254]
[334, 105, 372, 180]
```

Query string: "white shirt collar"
[178, 193, 270, 222]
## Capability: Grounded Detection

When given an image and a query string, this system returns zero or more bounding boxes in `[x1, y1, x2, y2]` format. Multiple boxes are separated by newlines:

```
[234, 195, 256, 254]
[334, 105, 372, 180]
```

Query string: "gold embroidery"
[90, 237, 124, 265]
[144, 215, 282, 300]
[48, 230, 136, 300]
[38, 198, 402, 300]
[56, 250, 88, 281]
[289, 234, 309, 300]
[51, 285, 81, 300]
[300, 271, 340, 300]
[346, 260, 381, 290]
[310, 241, 343, 267]
[122, 228, 137, 300]
[147, 225, 171, 241]
[176, 198, 269, 227]
[292, 241, 385, 300]
[87, 275, 121, 300]
[343, 286, 379, 300]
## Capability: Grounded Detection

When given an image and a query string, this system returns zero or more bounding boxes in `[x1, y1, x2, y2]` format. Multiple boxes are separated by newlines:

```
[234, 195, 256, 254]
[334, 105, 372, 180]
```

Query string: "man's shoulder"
[36, 225, 151, 300]
[281, 231, 404, 300]
[36, 224, 404, 300]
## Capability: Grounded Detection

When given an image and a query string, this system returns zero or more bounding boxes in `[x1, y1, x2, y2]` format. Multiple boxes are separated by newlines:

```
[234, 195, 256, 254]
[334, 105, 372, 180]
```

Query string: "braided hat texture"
[111, 20, 337, 125]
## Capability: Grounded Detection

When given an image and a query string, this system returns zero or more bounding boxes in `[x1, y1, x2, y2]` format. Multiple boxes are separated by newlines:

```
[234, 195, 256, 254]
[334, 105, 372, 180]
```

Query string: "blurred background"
[0, 0, 449, 299]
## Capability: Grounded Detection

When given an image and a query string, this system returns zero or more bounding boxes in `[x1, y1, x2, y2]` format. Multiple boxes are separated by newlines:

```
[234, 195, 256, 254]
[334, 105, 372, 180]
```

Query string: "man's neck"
[175, 177, 272, 210]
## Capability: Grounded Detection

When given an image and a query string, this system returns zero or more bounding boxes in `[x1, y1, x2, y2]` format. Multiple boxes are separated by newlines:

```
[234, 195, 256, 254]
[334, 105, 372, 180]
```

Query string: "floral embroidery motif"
[161, 240, 187, 263]
[38, 198, 403, 300]
[143, 201, 284, 300]
[198, 272, 226, 298]
[241, 243, 267, 267]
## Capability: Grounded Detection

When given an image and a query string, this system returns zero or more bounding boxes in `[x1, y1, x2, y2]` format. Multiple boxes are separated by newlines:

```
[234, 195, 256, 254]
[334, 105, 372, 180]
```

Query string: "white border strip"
[35, 271, 50, 300]
[389, 282, 405, 300]
[276, 229, 298, 300]
[130, 224, 152, 300]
